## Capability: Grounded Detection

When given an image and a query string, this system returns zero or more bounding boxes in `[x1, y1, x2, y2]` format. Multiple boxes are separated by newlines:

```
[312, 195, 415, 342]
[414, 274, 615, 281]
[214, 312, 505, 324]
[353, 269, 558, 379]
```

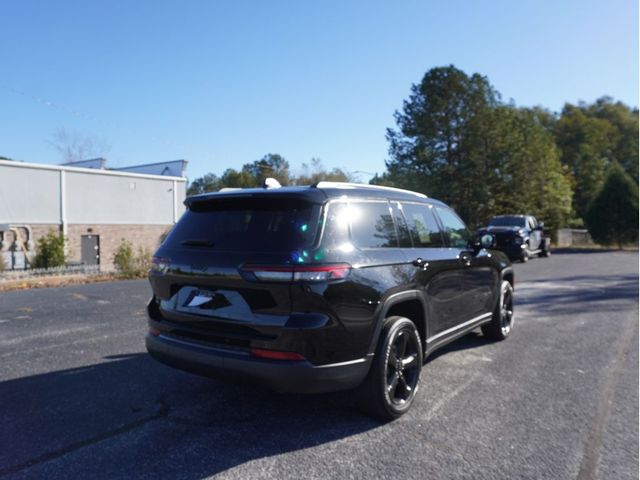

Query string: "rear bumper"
[145, 333, 372, 394]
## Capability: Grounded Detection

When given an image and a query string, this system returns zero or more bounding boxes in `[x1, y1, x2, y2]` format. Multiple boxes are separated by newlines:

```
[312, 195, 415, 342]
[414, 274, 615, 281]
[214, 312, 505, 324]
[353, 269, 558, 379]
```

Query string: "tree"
[385, 65, 500, 225]
[187, 154, 352, 194]
[487, 106, 573, 233]
[586, 97, 639, 182]
[293, 158, 352, 185]
[48, 128, 111, 163]
[242, 153, 291, 186]
[584, 163, 639, 248]
[383, 65, 573, 229]
[554, 98, 639, 219]
[186, 173, 222, 195]
[555, 104, 616, 219]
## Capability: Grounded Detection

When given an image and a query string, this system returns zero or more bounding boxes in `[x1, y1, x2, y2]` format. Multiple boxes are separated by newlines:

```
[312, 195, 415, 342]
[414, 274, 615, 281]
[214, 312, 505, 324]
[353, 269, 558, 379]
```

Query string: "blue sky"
[1, 0, 637, 182]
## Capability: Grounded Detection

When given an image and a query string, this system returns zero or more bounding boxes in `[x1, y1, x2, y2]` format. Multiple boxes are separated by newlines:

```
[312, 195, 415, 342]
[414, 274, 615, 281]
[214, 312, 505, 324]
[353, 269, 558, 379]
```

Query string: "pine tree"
[584, 163, 639, 248]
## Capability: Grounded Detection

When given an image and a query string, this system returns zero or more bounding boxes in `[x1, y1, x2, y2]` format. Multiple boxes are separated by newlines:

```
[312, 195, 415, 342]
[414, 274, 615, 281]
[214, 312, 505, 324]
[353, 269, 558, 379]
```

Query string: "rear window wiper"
[180, 239, 215, 247]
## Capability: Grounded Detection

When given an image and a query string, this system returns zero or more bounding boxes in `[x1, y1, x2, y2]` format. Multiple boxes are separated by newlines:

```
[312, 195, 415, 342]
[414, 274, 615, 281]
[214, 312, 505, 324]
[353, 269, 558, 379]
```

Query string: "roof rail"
[311, 181, 427, 198]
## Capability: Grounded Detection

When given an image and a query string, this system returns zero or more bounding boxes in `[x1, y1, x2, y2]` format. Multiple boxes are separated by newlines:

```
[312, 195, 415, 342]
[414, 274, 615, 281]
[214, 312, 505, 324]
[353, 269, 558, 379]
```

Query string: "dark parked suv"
[477, 214, 551, 262]
[146, 181, 514, 419]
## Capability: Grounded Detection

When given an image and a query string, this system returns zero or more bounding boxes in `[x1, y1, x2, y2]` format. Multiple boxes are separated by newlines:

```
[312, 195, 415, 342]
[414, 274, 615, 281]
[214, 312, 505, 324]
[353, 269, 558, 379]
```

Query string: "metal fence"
[0, 264, 105, 281]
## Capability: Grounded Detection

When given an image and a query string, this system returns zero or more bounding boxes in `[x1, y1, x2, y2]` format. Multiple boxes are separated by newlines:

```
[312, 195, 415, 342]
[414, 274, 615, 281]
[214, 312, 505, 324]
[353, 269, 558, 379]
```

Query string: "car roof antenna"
[263, 177, 281, 189]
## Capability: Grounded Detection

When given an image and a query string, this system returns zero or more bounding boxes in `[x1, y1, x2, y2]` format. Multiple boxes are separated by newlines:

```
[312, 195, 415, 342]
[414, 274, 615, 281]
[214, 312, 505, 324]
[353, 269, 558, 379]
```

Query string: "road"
[0, 251, 637, 479]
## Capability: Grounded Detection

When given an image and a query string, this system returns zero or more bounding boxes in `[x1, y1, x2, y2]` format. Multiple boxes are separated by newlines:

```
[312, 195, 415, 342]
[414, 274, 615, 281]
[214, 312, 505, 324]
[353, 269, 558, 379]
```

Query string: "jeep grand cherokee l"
[146, 181, 514, 419]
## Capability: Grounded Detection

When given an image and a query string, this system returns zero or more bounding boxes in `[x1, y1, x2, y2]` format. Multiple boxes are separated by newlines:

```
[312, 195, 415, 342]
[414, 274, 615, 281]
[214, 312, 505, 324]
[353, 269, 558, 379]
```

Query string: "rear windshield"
[165, 196, 322, 252]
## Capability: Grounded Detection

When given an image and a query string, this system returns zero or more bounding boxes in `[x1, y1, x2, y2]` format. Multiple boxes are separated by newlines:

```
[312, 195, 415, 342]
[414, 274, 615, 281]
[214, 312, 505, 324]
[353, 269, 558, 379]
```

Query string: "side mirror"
[479, 233, 495, 249]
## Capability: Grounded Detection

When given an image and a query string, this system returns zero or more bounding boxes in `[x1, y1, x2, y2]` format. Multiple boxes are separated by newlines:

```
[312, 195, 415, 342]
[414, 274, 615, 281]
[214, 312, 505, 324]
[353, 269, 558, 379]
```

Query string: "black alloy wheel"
[482, 280, 515, 341]
[385, 328, 421, 407]
[499, 282, 514, 337]
[358, 316, 423, 420]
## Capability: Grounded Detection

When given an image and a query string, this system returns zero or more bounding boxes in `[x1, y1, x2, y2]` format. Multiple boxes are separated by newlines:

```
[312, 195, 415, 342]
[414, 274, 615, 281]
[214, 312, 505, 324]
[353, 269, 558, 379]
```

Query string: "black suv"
[477, 215, 551, 262]
[146, 182, 514, 419]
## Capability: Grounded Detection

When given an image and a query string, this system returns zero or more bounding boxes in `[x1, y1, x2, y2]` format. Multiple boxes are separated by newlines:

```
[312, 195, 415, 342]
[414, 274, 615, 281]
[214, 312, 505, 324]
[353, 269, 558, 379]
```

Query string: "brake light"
[240, 263, 351, 282]
[250, 348, 306, 361]
[151, 256, 171, 273]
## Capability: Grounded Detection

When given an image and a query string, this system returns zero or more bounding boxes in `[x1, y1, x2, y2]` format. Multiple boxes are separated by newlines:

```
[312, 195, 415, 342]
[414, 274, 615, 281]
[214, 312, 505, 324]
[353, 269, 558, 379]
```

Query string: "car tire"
[540, 238, 551, 257]
[358, 316, 423, 421]
[482, 280, 514, 341]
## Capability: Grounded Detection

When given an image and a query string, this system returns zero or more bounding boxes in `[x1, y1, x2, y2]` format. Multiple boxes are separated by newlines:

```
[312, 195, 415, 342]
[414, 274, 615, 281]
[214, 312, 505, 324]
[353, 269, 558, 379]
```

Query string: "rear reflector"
[250, 348, 306, 361]
[149, 327, 161, 337]
[240, 263, 351, 282]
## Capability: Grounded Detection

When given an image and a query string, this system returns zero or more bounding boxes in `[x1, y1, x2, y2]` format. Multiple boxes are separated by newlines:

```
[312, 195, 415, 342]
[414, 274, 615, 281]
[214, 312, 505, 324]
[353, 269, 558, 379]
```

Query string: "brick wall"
[2, 223, 172, 271]
[66, 224, 172, 271]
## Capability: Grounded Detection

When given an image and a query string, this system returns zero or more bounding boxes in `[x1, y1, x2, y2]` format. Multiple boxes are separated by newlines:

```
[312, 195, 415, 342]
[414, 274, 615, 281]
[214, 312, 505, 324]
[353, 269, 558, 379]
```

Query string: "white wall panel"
[0, 165, 60, 223]
[0, 161, 186, 226]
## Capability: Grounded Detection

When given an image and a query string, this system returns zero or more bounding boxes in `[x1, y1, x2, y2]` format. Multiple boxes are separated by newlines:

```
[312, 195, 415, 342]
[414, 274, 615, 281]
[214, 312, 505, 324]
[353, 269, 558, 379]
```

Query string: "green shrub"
[113, 239, 152, 278]
[0, 253, 5, 272]
[32, 231, 66, 269]
[584, 162, 639, 248]
[567, 218, 585, 229]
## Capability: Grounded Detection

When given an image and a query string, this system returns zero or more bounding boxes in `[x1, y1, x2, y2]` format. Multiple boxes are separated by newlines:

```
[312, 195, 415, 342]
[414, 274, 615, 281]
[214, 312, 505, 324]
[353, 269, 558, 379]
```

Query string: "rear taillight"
[250, 348, 306, 361]
[240, 263, 351, 283]
[151, 256, 171, 273]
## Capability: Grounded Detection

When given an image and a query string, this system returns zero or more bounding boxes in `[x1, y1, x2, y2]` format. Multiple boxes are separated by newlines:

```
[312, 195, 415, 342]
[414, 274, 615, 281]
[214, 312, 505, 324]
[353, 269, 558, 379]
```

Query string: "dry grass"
[0, 273, 123, 292]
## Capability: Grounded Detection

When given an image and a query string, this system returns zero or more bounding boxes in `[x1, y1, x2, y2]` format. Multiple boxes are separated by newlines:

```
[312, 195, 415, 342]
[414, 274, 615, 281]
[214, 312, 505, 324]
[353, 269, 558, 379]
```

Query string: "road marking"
[423, 374, 477, 422]
[0, 330, 141, 358]
[0, 325, 94, 346]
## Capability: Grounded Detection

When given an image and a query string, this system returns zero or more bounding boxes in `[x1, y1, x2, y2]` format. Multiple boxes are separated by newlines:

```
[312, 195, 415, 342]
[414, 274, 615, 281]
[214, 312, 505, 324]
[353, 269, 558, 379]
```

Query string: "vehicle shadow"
[516, 274, 638, 315]
[551, 248, 620, 255]
[0, 353, 382, 479]
[426, 331, 494, 363]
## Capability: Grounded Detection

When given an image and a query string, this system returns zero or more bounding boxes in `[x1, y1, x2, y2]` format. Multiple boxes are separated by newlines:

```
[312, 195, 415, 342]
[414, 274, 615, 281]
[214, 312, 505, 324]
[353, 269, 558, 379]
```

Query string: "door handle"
[459, 252, 472, 266]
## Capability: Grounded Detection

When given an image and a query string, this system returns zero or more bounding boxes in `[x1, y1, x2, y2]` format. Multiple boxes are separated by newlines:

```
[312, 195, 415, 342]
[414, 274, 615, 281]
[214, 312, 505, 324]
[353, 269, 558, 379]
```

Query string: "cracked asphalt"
[0, 251, 637, 479]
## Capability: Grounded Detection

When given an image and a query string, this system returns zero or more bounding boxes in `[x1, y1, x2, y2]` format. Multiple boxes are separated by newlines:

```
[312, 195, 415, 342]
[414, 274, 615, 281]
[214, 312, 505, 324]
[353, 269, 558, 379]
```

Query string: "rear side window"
[435, 207, 470, 248]
[401, 203, 444, 247]
[165, 197, 321, 252]
[349, 202, 398, 248]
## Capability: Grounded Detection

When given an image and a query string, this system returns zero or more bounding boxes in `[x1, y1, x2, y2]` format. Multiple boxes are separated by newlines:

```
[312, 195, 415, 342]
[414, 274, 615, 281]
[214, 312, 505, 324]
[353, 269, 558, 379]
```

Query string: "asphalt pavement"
[0, 250, 637, 479]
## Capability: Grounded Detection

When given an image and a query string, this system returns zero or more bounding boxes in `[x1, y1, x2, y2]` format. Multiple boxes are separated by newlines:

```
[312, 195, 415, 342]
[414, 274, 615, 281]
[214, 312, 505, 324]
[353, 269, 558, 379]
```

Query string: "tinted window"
[392, 202, 412, 248]
[435, 207, 470, 248]
[489, 216, 526, 228]
[349, 202, 398, 248]
[401, 203, 444, 247]
[165, 197, 321, 252]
